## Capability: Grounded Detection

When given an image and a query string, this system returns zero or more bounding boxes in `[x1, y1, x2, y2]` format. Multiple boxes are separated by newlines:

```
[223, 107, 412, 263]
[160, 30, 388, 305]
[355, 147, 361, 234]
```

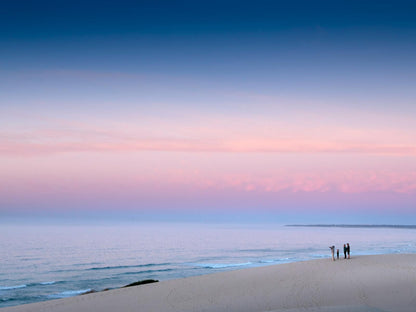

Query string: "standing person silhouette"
[347, 243, 350, 259]
[329, 245, 335, 261]
[343, 244, 347, 259]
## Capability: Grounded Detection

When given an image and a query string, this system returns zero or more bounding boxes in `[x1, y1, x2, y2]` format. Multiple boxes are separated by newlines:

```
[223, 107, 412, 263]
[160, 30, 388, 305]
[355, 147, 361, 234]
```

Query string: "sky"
[1, 0, 415, 224]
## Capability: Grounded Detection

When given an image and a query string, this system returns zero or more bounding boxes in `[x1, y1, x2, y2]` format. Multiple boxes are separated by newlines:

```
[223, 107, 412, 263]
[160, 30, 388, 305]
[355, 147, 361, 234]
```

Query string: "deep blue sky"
[2, 1, 416, 38]
[2, 1, 416, 69]
[2, 0, 416, 110]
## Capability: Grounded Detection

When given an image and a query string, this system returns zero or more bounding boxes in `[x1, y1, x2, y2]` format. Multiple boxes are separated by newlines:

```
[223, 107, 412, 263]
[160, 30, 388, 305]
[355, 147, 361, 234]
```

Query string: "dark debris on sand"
[81, 279, 159, 295]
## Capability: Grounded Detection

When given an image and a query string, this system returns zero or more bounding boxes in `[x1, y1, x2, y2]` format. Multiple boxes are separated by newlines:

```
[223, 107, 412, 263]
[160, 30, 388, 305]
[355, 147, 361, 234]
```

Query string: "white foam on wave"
[259, 257, 293, 264]
[40, 281, 56, 285]
[195, 262, 252, 269]
[0, 284, 27, 290]
[49, 288, 91, 298]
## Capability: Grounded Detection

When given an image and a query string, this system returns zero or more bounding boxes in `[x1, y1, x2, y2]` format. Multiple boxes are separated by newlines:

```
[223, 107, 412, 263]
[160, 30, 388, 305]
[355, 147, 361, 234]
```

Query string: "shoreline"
[1, 254, 416, 312]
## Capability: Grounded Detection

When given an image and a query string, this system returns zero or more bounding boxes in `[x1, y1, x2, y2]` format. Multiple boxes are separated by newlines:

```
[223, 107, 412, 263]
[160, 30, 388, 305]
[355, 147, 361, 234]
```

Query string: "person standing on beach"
[329, 245, 335, 261]
[343, 244, 347, 259]
[347, 243, 350, 259]
[337, 249, 339, 260]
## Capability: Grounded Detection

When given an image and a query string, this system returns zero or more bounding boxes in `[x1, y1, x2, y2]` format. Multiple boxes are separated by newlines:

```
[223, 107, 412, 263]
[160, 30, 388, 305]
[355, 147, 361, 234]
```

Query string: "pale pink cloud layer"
[1, 155, 415, 197]
[1, 112, 415, 156]
[2, 139, 416, 156]
[1, 106, 415, 215]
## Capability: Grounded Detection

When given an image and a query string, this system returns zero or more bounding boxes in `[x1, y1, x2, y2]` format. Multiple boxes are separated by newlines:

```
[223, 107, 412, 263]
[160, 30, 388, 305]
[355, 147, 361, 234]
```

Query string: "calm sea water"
[1, 223, 416, 308]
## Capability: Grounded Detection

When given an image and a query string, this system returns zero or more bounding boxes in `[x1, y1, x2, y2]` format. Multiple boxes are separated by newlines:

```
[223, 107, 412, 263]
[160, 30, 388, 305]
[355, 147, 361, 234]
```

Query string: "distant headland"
[286, 224, 416, 229]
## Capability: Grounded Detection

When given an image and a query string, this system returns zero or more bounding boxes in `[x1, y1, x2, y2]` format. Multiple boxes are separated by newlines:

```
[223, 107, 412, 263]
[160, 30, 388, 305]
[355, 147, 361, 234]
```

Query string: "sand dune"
[2, 254, 416, 312]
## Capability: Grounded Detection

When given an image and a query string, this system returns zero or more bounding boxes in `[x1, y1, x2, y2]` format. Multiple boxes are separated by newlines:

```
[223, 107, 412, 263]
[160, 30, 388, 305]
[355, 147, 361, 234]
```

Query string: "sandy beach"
[2, 254, 415, 312]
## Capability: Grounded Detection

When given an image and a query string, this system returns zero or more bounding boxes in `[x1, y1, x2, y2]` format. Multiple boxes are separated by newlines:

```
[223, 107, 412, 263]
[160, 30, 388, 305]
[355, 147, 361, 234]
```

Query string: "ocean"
[1, 223, 416, 308]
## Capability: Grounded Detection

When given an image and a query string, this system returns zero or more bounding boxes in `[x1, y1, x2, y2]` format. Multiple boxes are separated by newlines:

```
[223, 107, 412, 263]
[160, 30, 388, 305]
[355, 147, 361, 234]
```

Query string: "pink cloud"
[2, 107, 416, 157]
[1, 109, 416, 156]
[2, 170, 415, 201]
[191, 171, 416, 195]
[1, 136, 415, 156]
